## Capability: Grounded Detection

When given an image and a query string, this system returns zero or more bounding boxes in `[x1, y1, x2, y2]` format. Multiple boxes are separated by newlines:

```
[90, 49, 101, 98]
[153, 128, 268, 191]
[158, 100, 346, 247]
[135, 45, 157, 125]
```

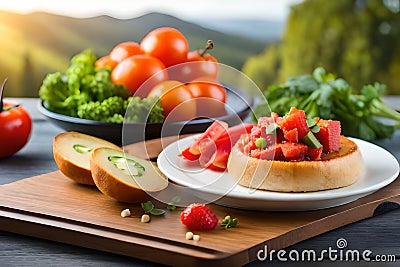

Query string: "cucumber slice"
[302, 131, 322, 149]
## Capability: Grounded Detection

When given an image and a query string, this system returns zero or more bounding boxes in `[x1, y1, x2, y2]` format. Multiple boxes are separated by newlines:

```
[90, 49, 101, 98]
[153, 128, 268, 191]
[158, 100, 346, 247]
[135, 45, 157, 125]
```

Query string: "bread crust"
[90, 147, 168, 203]
[227, 136, 364, 192]
[54, 149, 95, 185]
[90, 155, 150, 203]
[53, 132, 120, 186]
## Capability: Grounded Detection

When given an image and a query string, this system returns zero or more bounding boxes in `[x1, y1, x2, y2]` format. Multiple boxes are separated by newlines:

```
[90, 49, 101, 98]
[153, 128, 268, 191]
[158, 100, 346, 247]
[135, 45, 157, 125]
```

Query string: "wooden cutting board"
[0, 136, 399, 267]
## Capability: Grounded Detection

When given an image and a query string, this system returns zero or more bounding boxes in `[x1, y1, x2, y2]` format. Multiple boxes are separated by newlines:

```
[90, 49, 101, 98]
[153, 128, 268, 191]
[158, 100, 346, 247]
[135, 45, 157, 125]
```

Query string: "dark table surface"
[1, 98, 399, 267]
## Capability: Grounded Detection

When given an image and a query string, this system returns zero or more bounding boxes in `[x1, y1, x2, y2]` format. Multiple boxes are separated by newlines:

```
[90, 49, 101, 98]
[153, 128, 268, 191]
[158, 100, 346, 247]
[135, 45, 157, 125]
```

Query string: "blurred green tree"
[243, 0, 400, 94]
[242, 44, 280, 91]
[21, 52, 35, 97]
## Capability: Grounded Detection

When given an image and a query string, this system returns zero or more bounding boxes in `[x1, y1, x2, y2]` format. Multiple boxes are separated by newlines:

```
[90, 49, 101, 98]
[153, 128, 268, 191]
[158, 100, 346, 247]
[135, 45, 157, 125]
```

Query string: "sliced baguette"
[53, 132, 121, 185]
[90, 147, 168, 203]
[228, 135, 364, 192]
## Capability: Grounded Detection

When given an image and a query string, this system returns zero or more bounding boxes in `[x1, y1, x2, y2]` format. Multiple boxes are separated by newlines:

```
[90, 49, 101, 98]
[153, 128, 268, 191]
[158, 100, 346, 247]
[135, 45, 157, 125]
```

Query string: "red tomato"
[111, 55, 168, 96]
[95, 55, 118, 70]
[147, 80, 196, 122]
[109, 42, 143, 62]
[186, 77, 227, 118]
[140, 27, 188, 67]
[181, 120, 229, 160]
[181, 122, 254, 171]
[168, 50, 218, 83]
[0, 102, 32, 158]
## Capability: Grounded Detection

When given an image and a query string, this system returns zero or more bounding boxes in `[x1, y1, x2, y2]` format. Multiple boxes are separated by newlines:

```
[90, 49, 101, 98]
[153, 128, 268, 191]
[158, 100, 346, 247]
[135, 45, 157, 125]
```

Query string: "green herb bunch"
[254, 67, 400, 140]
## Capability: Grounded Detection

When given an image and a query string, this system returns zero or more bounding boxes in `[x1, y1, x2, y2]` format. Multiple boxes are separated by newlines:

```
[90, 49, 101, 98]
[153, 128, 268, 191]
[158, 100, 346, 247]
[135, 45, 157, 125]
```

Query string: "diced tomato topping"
[278, 107, 309, 139]
[283, 128, 298, 143]
[280, 142, 308, 161]
[246, 107, 342, 162]
[314, 119, 341, 153]
[307, 146, 323, 160]
[250, 126, 262, 138]
[259, 147, 274, 160]
[182, 108, 343, 167]
[276, 128, 285, 143]
[263, 133, 276, 146]
[274, 145, 284, 160]
[244, 134, 257, 151]
[271, 112, 280, 121]
[259, 144, 284, 161]
[259, 145, 275, 160]
[258, 112, 279, 127]
[250, 149, 262, 159]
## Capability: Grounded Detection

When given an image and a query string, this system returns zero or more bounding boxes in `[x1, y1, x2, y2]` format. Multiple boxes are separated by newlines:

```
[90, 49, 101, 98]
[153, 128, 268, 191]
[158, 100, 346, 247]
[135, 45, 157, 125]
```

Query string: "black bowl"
[38, 86, 253, 146]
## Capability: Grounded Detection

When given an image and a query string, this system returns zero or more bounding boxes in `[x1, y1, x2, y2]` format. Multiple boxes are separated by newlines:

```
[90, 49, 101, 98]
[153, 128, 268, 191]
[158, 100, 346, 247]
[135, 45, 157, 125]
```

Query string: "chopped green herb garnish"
[311, 124, 320, 133]
[221, 215, 238, 229]
[306, 118, 317, 128]
[302, 131, 322, 148]
[167, 204, 177, 211]
[141, 201, 165, 216]
[167, 196, 181, 211]
[255, 137, 267, 149]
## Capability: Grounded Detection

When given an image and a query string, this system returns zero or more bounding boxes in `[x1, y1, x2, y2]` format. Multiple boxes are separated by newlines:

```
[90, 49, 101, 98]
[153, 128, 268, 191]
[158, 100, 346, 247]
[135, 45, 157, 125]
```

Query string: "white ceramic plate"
[157, 135, 399, 211]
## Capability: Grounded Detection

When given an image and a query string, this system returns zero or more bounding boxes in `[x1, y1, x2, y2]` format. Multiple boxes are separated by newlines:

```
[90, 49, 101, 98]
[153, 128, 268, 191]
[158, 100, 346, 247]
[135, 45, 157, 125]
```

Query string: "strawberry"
[180, 203, 218, 231]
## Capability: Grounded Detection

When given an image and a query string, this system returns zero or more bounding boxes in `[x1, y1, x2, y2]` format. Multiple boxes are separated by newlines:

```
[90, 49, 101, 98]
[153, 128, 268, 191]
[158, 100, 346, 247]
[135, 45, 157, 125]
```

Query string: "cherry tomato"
[109, 42, 143, 62]
[111, 54, 168, 96]
[95, 55, 118, 70]
[168, 51, 218, 83]
[140, 27, 188, 67]
[0, 102, 32, 158]
[186, 77, 227, 118]
[147, 80, 196, 122]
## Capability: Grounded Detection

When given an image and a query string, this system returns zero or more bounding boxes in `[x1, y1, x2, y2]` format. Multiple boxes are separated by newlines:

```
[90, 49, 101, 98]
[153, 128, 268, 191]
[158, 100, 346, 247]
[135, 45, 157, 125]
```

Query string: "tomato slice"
[209, 125, 254, 171]
[181, 120, 229, 161]
[180, 121, 254, 172]
[199, 123, 254, 171]
[208, 150, 230, 172]
[198, 138, 217, 168]
[214, 123, 254, 146]
[181, 147, 198, 161]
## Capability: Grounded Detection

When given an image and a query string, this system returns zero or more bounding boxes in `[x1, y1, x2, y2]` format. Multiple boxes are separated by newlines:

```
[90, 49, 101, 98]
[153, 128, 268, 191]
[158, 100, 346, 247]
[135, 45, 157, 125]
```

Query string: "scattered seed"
[185, 232, 194, 240]
[193, 234, 200, 241]
[120, 208, 131, 218]
[141, 214, 151, 223]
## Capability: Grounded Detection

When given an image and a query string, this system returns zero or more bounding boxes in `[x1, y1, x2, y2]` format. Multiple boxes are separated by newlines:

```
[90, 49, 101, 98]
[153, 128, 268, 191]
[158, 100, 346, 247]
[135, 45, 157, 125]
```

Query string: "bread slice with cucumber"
[90, 147, 168, 203]
[53, 132, 121, 185]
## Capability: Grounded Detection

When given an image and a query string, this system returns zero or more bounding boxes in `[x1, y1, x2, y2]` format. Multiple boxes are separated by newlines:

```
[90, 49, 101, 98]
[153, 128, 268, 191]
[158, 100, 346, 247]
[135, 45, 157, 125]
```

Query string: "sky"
[0, 0, 303, 21]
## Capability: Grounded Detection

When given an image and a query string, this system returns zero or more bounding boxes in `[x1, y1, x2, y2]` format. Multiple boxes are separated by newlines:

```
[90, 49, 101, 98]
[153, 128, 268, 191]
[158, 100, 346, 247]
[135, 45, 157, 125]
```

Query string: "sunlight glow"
[0, 0, 302, 20]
